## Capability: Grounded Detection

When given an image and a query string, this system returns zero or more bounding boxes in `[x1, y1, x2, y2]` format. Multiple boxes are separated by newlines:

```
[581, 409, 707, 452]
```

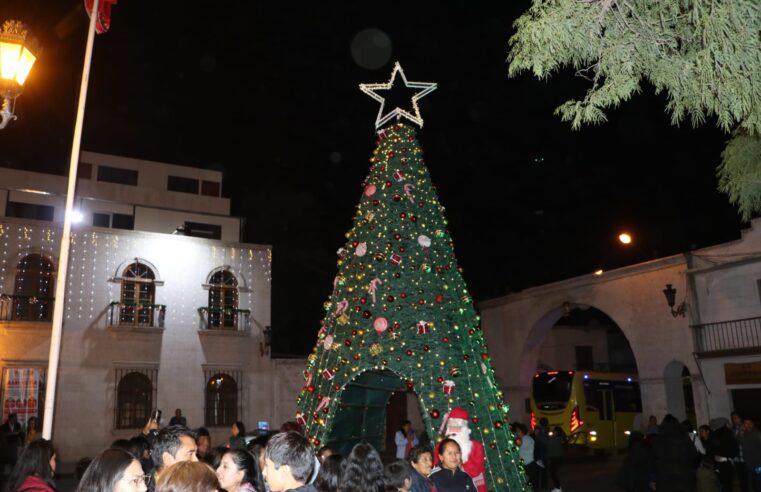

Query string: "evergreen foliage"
[508, 0, 761, 219]
[296, 123, 528, 491]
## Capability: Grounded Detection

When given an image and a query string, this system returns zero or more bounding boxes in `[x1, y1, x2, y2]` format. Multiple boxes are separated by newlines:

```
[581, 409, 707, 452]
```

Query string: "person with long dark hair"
[338, 443, 386, 492]
[216, 448, 264, 492]
[395, 421, 418, 460]
[429, 439, 476, 492]
[229, 422, 247, 451]
[24, 417, 41, 445]
[4, 439, 57, 492]
[75, 447, 148, 492]
[314, 454, 343, 492]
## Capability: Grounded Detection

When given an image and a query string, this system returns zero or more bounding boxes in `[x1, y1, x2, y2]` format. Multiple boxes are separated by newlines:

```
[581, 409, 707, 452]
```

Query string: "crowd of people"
[615, 412, 761, 492]
[0, 409, 488, 492]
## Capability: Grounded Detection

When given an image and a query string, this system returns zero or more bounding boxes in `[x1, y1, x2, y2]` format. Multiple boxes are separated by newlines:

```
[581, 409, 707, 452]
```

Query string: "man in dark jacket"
[707, 417, 739, 492]
[740, 419, 761, 492]
[652, 414, 697, 492]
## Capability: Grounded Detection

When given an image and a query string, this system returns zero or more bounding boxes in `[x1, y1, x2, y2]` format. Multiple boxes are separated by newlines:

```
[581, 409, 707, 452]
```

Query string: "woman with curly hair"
[338, 443, 386, 492]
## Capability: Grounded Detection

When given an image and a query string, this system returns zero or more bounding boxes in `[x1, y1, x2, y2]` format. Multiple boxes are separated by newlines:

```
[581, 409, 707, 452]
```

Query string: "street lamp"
[662, 283, 687, 318]
[618, 233, 632, 245]
[0, 20, 39, 129]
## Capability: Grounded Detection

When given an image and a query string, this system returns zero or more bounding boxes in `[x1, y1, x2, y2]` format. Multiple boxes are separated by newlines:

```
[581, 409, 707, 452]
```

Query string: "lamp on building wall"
[0, 20, 39, 129]
[662, 284, 687, 318]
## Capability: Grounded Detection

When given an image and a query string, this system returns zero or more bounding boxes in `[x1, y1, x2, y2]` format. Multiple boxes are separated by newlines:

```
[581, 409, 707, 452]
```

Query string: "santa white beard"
[446, 418, 473, 463]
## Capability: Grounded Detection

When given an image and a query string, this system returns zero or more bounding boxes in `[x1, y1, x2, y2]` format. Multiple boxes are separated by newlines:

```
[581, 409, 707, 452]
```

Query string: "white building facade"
[0, 152, 302, 462]
[479, 219, 761, 430]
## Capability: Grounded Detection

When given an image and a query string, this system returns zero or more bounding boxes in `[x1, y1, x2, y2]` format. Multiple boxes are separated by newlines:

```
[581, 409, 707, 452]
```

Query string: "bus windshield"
[532, 372, 573, 410]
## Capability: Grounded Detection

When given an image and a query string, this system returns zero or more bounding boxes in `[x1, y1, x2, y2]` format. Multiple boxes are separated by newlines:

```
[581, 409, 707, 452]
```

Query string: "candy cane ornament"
[334, 299, 349, 316]
[368, 278, 382, 304]
[403, 183, 416, 203]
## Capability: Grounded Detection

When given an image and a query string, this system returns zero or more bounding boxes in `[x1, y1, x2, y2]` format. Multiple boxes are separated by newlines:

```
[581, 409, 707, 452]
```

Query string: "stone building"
[479, 219, 761, 429]
[0, 151, 301, 461]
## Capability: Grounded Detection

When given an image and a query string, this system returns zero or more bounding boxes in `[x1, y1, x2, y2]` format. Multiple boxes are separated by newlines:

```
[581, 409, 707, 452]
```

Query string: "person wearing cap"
[434, 407, 485, 492]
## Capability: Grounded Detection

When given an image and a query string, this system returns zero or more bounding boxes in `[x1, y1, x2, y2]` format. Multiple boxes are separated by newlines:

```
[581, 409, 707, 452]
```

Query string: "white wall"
[536, 326, 610, 371]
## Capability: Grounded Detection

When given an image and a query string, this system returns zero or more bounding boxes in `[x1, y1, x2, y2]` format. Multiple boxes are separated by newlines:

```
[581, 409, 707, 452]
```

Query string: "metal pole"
[42, 0, 100, 439]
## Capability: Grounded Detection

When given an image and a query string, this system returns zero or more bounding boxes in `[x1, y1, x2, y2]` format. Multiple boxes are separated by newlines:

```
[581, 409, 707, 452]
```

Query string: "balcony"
[0, 294, 54, 322]
[198, 307, 250, 333]
[108, 301, 166, 329]
[692, 316, 761, 356]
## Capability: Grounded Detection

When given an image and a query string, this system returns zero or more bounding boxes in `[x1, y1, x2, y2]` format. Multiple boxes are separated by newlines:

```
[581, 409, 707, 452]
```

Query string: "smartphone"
[152, 409, 162, 422]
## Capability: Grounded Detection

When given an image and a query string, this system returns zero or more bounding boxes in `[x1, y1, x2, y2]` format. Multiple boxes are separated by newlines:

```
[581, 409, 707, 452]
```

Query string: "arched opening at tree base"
[327, 369, 413, 457]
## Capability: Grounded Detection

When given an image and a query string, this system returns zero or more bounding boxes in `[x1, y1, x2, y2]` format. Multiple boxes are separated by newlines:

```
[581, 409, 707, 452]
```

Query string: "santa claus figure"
[435, 406, 486, 492]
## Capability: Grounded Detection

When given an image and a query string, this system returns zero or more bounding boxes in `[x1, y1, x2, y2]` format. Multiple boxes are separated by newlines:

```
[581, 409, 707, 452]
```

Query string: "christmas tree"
[296, 65, 527, 491]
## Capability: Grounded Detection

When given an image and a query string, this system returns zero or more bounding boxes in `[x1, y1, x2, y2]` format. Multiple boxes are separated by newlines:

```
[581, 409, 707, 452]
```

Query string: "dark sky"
[0, 1, 743, 355]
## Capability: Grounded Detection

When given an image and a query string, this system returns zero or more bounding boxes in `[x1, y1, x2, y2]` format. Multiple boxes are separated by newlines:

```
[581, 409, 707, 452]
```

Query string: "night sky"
[0, 1, 744, 355]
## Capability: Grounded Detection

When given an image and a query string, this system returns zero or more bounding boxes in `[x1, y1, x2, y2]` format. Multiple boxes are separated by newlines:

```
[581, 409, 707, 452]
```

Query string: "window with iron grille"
[114, 368, 157, 429]
[208, 270, 239, 329]
[12, 254, 55, 321]
[204, 369, 241, 427]
[120, 262, 156, 326]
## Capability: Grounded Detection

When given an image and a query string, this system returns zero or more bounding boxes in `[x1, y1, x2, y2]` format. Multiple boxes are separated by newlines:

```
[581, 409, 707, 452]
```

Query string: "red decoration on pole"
[84, 0, 119, 34]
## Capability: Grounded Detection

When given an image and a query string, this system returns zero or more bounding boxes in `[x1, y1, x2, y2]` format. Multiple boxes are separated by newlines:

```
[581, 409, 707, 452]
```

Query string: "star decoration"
[359, 61, 437, 129]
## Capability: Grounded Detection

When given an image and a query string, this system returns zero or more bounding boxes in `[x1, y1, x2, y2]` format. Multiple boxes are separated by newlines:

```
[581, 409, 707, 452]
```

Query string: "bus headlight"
[589, 431, 597, 436]
[624, 430, 631, 436]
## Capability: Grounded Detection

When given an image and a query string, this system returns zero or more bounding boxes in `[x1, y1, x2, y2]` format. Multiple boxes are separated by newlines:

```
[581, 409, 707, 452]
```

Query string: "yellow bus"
[530, 370, 642, 450]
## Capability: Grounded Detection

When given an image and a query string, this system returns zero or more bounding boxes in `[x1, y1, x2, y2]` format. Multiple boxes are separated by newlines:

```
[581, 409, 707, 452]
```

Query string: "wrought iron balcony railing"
[198, 306, 250, 332]
[692, 316, 761, 354]
[0, 294, 54, 322]
[108, 301, 166, 329]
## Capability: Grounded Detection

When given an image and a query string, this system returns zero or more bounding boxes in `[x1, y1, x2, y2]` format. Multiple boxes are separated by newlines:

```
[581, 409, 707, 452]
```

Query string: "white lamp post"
[0, 20, 39, 129]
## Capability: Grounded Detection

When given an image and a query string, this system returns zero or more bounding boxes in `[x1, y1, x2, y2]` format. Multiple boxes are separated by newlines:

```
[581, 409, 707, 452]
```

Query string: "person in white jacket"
[395, 420, 419, 460]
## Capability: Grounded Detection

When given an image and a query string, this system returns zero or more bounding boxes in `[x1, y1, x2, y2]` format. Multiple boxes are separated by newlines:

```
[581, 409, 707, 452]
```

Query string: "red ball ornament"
[394, 233, 401, 240]
[373, 316, 389, 334]
[406, 381, 414, 390]
[437, 376, 444, 383]
[481, 353, 490, 361]
[385, 181, 392, 188]
[344, 340, 352, 347]
[495, 420, 503, 429]
[399, 246, 406, 253]
[431, 409, 440, 419]
[410, 215, 417, 222]
[373, 200, 380, 206]
[472, 417, 479, 424]
[423, 345, 430, 352]
[360, 297, 367, 304]
[333, 383, 341, 391]
[400, 293, 407, 299]
[307, 385, 315, 393]
[469, 328, 475, 335]
[418, 299, 425, 305]
[463, 355, 470, 361]
[400, 212, 407, 219]
[351, 241, 359, 247]
[406, 350, 413, 356]
[490, 442, 497, 449]
[388, 151, 395, 158]
[435, 294, 444, 303]
[392, 193, 402, 202]
[393, 322, 401, 329]
[362, 310, 371, 319]
[394, 273, 401, 278]
[351, 330, 358, 336]
[353, 354, 360, 360]
[442, 336, 449, 343]
[401, 147, 408, 153]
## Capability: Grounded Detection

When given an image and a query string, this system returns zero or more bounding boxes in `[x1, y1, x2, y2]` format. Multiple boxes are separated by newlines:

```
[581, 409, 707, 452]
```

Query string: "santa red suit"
[434, 407, 486, 492]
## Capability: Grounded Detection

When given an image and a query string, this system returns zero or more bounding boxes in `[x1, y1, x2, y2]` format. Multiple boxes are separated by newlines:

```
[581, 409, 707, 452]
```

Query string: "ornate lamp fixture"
[662, 283, 687, 318]
[0, 20, 39, 129]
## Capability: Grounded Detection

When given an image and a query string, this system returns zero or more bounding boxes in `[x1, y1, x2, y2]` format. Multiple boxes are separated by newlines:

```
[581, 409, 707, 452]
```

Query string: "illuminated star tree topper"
[359, 61, 437, 129]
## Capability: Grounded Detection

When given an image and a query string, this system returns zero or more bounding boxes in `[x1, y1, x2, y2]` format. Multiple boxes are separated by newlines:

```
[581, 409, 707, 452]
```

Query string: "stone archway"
[664, 360, 696, 425]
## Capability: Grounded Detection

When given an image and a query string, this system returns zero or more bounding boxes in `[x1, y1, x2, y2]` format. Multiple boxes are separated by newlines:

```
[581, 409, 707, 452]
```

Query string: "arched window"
[205, 373, 238, 426]
[13, 254, 55, 321]
[208, 270, 238, 329]
[120, 261, 156, 326]
[116, 372, 153, 429]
